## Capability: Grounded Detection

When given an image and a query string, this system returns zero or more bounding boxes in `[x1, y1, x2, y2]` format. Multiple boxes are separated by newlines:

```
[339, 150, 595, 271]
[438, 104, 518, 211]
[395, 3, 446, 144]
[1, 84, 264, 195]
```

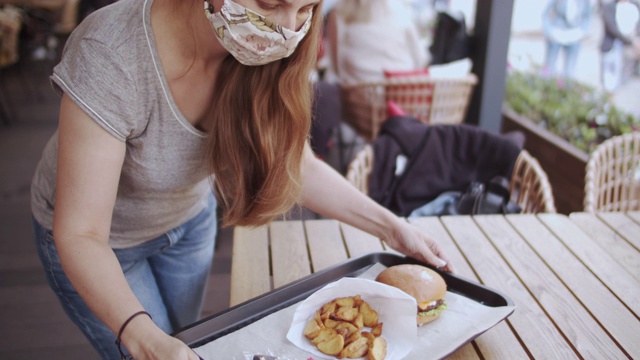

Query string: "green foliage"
[504, 70, 640, 154]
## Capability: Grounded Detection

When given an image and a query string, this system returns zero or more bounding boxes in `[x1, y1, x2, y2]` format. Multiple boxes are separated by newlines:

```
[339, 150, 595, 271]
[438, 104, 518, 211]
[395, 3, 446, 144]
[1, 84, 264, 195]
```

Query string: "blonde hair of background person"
[30, 0, 453, 359]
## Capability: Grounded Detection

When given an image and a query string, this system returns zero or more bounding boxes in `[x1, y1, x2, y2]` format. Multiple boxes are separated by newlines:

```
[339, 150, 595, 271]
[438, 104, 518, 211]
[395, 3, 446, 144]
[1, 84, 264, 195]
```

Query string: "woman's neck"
[151, 0, 227, 77]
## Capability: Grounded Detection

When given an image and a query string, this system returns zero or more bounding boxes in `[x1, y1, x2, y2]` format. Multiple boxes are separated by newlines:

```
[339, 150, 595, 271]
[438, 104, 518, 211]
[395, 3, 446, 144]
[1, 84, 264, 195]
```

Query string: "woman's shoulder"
[52, 0, 154, 141]
[69, 0, 147, 53]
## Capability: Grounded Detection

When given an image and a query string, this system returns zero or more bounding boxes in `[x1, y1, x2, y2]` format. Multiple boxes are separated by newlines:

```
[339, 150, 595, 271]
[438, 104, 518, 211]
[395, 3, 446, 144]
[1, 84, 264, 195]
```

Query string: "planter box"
[501, 108, 589, 214]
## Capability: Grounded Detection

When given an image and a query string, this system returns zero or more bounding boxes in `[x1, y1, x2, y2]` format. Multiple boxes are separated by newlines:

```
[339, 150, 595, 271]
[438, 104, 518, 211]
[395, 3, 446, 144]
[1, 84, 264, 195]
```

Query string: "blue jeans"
[544, 40, 581, 79]
[33, 194, 217, 359]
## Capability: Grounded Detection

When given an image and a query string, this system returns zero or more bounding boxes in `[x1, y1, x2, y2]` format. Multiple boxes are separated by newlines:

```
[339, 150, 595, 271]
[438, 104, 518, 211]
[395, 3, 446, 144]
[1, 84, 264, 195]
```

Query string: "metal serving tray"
[174, 252, 514, 349]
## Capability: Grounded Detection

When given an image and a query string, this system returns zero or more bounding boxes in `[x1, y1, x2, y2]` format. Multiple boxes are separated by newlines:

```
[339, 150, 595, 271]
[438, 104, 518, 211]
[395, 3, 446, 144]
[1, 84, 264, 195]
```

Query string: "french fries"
[303, 295, 387, 359]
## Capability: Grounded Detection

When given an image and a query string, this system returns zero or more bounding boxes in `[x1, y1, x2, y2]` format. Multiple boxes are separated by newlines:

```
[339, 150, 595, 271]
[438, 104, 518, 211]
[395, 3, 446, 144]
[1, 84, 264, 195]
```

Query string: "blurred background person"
[541, 0, 592, 81]
[324, 0, 428, 140]
[324, 0, 428, 85]
[600, 0, 640, 93]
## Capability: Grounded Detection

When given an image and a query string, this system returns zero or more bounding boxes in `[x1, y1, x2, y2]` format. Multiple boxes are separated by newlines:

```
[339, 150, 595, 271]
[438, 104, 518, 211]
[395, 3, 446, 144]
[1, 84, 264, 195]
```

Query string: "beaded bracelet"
[115, 310, 152, 360]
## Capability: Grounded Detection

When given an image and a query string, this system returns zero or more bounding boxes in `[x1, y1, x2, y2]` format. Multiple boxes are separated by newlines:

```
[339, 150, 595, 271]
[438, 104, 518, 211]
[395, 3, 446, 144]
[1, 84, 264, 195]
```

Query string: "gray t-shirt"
[31, 0, 213, 248]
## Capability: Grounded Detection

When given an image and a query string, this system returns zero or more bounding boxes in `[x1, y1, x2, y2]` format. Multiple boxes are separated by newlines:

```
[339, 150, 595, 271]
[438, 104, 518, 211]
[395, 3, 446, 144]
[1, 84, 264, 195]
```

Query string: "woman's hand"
[382, 220, 455, 273]
[125, 322, 201, 360]
[142, 336, 201, 360]
[299, 145, 455, 273]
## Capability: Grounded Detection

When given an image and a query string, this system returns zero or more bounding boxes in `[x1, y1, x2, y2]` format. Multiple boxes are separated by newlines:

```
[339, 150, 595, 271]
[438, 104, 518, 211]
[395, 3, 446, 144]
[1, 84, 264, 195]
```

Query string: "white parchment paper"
[286, 277, 417, 359]
[194, 263, 515, 360]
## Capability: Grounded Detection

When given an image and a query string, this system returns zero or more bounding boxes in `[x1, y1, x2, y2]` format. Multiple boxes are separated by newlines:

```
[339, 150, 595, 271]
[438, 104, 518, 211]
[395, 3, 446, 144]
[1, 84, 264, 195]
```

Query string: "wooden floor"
[0, 39, 235, 359]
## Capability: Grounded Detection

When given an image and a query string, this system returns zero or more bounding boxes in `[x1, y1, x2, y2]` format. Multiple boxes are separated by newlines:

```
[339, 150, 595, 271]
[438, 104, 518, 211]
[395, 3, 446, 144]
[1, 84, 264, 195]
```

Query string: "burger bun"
[375, 264, 447, 326]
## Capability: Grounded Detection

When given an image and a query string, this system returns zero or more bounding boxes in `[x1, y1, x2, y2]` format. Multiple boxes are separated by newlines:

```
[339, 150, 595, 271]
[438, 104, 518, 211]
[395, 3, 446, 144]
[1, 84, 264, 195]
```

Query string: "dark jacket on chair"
[368, 116, 522, 216]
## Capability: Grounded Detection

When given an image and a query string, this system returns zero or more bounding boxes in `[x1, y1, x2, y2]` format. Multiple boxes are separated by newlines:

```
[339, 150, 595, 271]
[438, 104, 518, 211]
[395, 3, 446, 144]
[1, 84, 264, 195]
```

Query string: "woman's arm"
[53, 94, 197, 359]
[300, 145, 454, 272]
[542, 0, 556, 39]
[579, 0, 592, 36]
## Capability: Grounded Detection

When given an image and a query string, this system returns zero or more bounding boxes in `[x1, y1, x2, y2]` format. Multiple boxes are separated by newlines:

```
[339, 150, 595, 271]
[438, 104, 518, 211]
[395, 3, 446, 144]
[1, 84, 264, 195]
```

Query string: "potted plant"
[502, 70, 640, 213]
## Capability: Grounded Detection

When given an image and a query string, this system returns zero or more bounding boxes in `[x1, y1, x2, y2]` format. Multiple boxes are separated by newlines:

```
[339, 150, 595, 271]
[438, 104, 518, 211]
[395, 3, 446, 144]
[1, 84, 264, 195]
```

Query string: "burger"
[375, 264, 447, 326]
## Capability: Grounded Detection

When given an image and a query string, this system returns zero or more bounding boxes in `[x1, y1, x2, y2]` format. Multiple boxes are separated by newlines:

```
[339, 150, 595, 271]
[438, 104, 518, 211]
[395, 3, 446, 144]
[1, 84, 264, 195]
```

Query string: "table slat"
[440, 216, 578, 359]
[569, 213, 640, 282]
[627, 211, 640, 224]
[269, 221, 311, 289]
[339, 222, 387, 258]
[445, 344, 481, 360]
[409, 218, 474, 278]
[597, 212, 640, 251]
[305, 219, 349, 272]
[539, 214, 640, 316]
[479, 215, 631, 358]
[230, 225, 271, 306]
[410, 217, 528, 360]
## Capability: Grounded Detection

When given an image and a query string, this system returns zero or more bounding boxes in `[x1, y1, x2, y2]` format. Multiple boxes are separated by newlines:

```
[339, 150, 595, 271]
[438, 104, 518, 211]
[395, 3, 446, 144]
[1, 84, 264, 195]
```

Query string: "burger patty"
[418, 299, 445, 313]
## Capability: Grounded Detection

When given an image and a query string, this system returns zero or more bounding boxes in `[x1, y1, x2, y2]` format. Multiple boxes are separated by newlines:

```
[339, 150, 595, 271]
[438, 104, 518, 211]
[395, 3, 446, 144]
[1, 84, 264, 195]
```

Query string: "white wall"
[449, 0, 477, 28]
[511, 1, 547, 33]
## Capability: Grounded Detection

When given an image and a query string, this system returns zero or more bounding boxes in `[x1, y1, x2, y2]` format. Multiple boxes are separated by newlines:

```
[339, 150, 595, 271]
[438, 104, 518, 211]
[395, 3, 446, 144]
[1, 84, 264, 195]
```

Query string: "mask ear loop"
[205, 0, 214, 14]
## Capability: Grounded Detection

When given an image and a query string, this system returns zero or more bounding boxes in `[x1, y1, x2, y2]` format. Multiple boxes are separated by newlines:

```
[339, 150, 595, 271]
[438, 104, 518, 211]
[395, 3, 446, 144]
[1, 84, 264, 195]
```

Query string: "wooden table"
[230, 213, 640, 359]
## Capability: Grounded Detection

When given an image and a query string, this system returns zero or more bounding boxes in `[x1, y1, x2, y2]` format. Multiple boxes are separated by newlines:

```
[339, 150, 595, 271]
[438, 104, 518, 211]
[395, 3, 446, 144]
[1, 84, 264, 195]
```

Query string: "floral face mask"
[204, 0, 313, 66]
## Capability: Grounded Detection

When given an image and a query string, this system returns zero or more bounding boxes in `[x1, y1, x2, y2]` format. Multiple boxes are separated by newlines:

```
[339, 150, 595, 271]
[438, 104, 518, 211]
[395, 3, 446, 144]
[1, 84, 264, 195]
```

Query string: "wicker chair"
[584, 132, 640, 212]
[346, 145, 556, 214]
[340, 74, 478, 141]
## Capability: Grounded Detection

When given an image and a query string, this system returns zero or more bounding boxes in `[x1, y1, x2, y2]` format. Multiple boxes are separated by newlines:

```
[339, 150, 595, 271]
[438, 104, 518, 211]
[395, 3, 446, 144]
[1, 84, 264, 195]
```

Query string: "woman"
[324, 0, 428, 139]
[325, 0, 427, 85]
[30, 0, 453, 358]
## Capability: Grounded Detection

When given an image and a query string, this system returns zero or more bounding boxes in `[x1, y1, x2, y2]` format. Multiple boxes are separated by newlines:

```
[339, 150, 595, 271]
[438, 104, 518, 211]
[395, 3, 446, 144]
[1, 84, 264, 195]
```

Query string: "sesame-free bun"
[375, 264, 447, 325]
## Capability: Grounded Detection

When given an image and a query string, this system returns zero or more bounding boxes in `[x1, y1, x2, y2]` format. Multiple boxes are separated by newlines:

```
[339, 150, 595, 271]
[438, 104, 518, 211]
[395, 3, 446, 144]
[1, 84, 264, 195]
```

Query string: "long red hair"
[207, 4, 323, 227]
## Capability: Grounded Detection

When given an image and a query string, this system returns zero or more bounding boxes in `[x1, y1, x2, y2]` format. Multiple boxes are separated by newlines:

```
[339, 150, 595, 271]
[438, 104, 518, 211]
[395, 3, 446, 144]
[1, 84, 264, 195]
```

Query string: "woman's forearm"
[300, 146, 452, 272]
[300, 146, 400, 240]
[55, 234, 164, 353]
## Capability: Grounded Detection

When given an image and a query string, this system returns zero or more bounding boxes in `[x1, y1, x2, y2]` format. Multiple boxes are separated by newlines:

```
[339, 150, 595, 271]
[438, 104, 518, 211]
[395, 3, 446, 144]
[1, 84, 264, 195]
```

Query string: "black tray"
[174, 252, 514, 349]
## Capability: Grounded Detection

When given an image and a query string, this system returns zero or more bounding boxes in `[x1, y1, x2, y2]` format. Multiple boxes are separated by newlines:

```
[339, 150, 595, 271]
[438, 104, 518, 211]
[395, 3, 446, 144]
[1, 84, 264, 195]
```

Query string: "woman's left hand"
[382, 220, 455, 273]
[300, 148, 455, 273]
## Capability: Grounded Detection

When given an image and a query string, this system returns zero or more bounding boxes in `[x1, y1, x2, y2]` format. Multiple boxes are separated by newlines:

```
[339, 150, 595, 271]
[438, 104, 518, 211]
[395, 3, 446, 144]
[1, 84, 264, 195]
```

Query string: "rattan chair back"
[509, 149, 557, 213]
[340, 74, 478, 141]
[345, 144, 373, 195]
[584, 132, 640, 212]
[345, 146, 556, 214]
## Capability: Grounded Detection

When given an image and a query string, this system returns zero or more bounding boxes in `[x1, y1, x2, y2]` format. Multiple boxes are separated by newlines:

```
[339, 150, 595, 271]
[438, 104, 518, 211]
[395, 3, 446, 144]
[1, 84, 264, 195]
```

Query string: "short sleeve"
[51, 36, 141, 141]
